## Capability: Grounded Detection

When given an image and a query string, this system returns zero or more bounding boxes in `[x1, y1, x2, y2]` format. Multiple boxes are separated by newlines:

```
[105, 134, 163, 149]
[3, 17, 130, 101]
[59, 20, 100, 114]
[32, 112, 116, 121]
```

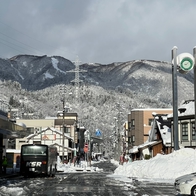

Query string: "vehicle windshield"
[22, 146, 47, 155]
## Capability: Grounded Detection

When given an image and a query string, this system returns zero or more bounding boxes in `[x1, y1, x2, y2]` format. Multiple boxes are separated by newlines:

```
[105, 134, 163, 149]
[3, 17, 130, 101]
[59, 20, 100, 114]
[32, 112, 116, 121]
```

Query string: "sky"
[0, 0, 196, 64]
[3, 148, 196, 195]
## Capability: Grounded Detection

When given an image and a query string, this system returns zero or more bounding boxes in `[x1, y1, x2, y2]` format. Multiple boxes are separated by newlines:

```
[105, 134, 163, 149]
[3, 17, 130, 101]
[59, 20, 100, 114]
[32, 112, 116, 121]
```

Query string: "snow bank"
[113, 148, 196, 182]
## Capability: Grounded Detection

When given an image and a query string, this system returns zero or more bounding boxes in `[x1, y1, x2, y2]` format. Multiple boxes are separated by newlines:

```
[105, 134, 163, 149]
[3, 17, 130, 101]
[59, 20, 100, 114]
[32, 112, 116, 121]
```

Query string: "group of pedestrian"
[119, 153, 132, 165]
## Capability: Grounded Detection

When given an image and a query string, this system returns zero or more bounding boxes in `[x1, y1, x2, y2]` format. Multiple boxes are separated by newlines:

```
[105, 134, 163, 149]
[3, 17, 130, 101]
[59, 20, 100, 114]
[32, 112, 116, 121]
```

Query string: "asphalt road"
[0, 160, 177, 196]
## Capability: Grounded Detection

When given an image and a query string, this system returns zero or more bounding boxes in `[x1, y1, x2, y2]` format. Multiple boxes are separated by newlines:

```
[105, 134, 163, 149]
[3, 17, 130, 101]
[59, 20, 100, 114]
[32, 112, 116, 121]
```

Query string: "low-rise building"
[168, 100, 196, 149]
[15, 112, 78, 162]
[127, 108, 173, 150]
[129, 113, 172, 160]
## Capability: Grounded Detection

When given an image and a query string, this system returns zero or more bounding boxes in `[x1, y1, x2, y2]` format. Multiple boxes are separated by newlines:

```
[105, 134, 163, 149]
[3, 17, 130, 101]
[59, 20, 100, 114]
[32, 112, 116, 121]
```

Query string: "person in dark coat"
[2, 156, 8, 174]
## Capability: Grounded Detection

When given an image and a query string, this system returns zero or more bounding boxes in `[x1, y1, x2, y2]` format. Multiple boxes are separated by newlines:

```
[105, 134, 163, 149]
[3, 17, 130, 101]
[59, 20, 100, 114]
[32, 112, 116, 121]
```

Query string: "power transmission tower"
[67, 56, 87, 102]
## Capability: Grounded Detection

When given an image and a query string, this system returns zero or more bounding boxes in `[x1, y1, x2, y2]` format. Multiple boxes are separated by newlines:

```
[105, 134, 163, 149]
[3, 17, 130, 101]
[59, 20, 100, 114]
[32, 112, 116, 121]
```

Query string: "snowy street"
[0, 160, 177, 196]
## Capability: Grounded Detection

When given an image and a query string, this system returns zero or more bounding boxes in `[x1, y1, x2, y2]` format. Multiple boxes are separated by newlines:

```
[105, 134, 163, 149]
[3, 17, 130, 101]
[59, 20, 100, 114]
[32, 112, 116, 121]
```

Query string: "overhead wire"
[0, 31, 44, 55]
[0, 35, 42, 55]
[0, 20, 77, 58]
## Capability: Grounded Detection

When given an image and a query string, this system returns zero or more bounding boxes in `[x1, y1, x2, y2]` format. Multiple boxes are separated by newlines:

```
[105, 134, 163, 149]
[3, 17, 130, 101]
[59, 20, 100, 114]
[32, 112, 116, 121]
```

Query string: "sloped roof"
[50, 143, 74, 151]
[167, 100, 195, 118]
[26, 127, 72, 140]
[129, 141, 160, 153]
[156, 122, 171, 146]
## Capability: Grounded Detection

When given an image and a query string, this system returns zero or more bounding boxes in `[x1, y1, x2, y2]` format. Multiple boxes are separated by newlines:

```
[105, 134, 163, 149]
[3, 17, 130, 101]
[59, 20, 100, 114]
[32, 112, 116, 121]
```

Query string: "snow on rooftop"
[131, 108, 172, 112]
[157, 122, 171, 146]
[168, 100, 195, 118]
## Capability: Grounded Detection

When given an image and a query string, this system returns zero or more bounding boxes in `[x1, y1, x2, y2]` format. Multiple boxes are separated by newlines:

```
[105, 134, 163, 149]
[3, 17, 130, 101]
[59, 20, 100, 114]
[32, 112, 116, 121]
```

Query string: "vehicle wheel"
[191, 185, 196, 196]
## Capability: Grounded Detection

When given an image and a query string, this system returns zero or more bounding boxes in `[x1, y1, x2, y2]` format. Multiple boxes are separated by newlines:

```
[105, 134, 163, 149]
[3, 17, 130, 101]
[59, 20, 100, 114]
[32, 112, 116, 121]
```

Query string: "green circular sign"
[180, 57, 194, 71]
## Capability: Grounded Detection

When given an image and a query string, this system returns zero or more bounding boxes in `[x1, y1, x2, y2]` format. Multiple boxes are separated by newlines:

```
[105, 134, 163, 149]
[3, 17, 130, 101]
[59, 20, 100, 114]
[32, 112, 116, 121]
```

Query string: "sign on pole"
[95, 129, 101, 137]
[175, 53, 195, 74]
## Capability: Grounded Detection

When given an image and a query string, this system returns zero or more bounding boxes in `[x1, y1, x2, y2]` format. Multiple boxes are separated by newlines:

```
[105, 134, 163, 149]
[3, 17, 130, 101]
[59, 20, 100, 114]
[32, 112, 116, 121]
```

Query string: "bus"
[20, 144, 57, 177]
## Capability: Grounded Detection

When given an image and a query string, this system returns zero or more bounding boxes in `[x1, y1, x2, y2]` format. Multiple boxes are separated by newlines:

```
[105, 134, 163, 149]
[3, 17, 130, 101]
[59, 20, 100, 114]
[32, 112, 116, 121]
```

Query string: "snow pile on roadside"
[113, 148, 196, 182]
[57, 157, 103, 172]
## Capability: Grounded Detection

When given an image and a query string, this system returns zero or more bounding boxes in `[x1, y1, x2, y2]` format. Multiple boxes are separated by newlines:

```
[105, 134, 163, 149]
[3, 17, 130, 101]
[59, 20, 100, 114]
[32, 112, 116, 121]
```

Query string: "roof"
[131, 108, 172, 112]
[129, 141, 160, 153]
[156, 122, 171, 146]
[167, 100, 195, 118]
[50, 143, 74, 151]
[55, 119, 76, 126]
[26, 127, 72, 140]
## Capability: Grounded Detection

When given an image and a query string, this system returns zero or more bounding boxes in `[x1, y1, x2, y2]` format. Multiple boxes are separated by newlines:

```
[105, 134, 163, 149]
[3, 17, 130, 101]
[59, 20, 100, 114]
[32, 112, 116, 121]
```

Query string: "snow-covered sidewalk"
[57, 157, 103, 173]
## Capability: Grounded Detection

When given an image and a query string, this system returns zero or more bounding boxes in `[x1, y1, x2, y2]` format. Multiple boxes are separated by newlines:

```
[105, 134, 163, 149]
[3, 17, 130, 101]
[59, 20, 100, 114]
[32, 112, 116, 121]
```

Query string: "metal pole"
[193, 47, 196, 140]
[172, 46, 179, 150]
[62, 100, 65, 163]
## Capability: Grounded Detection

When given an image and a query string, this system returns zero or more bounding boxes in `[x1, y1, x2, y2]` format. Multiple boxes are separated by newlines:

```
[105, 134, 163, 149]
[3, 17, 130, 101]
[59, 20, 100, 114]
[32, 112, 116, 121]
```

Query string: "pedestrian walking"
[76, 154, 80, 166]
[2, 156, 8, 174]
[119, 154, 124, 165]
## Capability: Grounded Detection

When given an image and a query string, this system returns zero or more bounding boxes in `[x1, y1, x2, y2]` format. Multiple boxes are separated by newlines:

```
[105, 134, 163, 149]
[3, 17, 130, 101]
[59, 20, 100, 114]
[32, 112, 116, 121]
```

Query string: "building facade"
[168, 100, 196, 149]
[127, 108, 173, 150]
[15, 113, 78, 161]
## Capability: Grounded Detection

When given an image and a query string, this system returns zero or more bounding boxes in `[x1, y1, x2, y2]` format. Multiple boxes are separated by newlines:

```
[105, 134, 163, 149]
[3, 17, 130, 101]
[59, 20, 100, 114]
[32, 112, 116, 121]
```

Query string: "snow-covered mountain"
[0, 55, 194, 144]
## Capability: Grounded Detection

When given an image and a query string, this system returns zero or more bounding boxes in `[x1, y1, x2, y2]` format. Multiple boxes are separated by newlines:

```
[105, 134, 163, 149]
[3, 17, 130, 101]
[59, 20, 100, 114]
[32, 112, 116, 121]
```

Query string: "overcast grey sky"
[0, 0, 196, 64]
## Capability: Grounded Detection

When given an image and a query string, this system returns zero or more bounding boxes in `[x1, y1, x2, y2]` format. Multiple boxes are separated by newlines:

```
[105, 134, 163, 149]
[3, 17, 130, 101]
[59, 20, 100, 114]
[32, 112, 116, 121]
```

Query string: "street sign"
[95, 129, 101, 137]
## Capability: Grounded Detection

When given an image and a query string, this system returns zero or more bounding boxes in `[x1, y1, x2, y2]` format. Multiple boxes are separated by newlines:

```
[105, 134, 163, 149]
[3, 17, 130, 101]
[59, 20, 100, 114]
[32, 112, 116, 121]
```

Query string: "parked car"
[174, 172, 196, 196]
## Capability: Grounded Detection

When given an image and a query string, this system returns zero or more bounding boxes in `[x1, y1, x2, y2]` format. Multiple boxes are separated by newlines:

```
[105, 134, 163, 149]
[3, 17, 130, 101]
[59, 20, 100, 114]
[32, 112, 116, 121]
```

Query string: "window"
[132, 135, 135, 142]
[22, 145, 46, 155]
[65, 127, 70, 133]
[148, 118, 154, 126]
[128, 137, 131, 144]
[192, 122, 196, 140]
[61, 126, 70, 133]
[27, 127, 34, 134]
[182, 123, 188, 141]
[131, 119, 135, 128]
[128, 122, 131, 130]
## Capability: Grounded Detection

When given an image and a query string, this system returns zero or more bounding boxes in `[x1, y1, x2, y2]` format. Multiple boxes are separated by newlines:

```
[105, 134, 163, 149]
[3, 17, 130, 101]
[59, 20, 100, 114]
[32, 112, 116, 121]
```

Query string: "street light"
[171, 47, 195, 151]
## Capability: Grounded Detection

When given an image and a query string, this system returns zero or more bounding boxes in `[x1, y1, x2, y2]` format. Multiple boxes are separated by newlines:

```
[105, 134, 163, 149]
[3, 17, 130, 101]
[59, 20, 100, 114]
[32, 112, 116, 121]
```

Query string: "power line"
[0, 36, 42, 55]
[0, 20, 77, 58]
[0, 20, 54, 51]
[0, 39, 26, 55]
[0, 31, 44, 55]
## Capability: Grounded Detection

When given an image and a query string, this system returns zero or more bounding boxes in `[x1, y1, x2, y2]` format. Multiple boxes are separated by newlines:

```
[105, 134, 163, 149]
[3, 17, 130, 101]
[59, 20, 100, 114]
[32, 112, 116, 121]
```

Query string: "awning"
[0, 118, 27, 138]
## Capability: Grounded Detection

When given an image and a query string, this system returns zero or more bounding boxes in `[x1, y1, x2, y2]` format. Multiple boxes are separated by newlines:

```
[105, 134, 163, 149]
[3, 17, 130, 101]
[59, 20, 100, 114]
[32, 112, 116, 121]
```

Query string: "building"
[15, 112, 78, 161]
[127, 108, 173, 150]
[129, 113, 172, 160]
[168, 100, 196, 149]
[0, 101, 26, 174]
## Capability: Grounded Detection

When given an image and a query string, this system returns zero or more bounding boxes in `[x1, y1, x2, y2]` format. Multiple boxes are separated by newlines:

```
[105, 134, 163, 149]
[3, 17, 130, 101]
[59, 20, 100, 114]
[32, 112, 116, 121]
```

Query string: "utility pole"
[60, 84, 66, 162]
[171, 47, 179, 151]
[194, 47, 196, 141]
